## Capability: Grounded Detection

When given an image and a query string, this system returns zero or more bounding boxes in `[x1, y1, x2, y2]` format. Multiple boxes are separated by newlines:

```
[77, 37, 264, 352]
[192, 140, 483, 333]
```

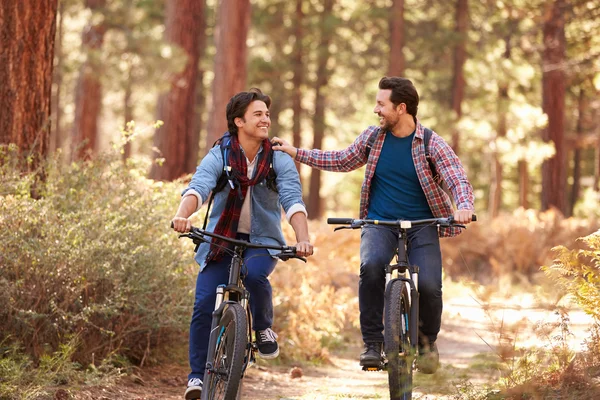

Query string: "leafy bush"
[0, 145, 193, 367]
[442, 209, 598, 283]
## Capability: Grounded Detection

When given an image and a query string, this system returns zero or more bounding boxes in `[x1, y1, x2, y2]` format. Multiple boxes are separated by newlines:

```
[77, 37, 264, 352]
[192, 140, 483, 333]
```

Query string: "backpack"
[365, 128, 453, 201]
[201, 132, 278, 229]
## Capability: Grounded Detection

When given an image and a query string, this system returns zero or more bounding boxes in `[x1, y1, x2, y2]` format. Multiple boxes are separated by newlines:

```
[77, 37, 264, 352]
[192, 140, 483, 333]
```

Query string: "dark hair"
[226, 88, 271, 135]
[378, 77, 419, 117]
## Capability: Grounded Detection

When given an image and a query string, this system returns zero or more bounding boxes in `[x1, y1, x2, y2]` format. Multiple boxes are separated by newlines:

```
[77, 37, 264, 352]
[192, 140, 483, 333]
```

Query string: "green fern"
[542, 230, 600, 320]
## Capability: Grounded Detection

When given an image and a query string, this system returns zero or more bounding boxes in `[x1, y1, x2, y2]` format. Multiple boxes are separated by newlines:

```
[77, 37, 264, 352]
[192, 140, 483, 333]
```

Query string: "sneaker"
[417, 342, 439, 374]
[359, 342, 383, 367]
[184, 378, 202, 400]
[256, 328, 279, 359]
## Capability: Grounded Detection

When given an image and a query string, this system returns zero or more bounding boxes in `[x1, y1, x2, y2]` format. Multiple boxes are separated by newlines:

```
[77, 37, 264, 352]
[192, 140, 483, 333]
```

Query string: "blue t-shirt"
[367, 131, 434, 221]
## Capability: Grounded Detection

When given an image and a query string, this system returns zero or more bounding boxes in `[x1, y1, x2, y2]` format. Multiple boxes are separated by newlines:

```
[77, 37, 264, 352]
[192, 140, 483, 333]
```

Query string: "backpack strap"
[364, 128, 380, 159]
[202, 132, 237, 229]
[423, 128, 441, 184]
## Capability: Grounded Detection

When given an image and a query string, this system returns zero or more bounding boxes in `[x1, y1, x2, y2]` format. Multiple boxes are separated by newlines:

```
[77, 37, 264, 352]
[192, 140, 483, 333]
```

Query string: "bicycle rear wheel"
[203, 303, 247, 400]
[384, 280, 413, 400]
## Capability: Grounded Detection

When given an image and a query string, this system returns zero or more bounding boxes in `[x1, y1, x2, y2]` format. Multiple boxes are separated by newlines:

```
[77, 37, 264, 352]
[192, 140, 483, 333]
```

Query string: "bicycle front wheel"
[203, 303, 247, 400]
[384, 279, 413, 400]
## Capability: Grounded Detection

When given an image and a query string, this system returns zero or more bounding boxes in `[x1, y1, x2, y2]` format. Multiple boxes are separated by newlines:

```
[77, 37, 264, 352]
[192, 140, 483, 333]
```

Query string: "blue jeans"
[359, 225, 442, 345]
[188, 234, 277, 380]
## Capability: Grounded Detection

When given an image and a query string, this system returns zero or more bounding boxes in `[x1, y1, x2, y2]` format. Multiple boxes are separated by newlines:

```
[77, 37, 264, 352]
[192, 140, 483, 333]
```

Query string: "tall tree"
[149, 0, 205, 180]
[204, 0, 251, 149]
[541, 0, 567, 214]
[308, 0, 335, 219]
[0, 0, 58, 197]
[50, 1, 65, 155]
[70, 0, 107, 161]
[292, 0, 305, 170]
[388, 0, 405, 76]
[450, 0, 469, 153]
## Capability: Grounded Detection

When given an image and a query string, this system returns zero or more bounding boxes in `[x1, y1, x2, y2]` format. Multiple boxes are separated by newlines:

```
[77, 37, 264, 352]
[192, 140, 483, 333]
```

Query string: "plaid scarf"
[206, 135, 273, 262]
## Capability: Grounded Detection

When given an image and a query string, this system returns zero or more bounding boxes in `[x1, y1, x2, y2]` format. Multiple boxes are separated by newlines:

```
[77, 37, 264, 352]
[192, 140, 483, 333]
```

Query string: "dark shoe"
[256, 328, 279, 359]
[184, 378, 202, 399]
[359, 342, 383, 367]
[417, 342, 439, 374]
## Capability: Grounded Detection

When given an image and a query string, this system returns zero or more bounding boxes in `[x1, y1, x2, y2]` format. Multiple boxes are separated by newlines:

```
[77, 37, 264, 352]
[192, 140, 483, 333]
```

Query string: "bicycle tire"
[203, 303, 247, 400]
[384, 279, 413, 400]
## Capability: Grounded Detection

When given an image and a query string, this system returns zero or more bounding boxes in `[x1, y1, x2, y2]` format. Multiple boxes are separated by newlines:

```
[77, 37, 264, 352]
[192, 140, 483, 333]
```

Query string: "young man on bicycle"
[272, 76, 474, 374]
[171, 88, 314, 398]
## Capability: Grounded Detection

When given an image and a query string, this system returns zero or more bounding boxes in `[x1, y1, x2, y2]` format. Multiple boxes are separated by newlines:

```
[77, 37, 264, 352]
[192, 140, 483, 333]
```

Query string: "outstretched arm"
[271, 127, 379, 172]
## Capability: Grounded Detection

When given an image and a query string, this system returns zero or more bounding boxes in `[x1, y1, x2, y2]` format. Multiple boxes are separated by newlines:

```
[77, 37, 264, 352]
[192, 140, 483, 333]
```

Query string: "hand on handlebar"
[453, 209, 474, 224]
[171, 217, 191, 233]
[294, 240, 314, 257]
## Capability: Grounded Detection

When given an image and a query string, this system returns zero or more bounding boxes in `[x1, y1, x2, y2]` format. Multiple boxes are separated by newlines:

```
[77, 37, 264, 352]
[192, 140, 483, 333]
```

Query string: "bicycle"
[327, 215, 476, 400]
[176, 225, 306, 400]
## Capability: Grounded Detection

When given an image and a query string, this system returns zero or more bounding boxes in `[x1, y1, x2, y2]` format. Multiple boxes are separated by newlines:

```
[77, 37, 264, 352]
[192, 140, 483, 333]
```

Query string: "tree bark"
[568, 87, 586, 216]
[188, 2, 207, 172]
[450, 0, 468, 154]
[387, 0, 405, 76]
[50, 1, 64, 155]
[149, 0, 205, 180]
[488, 29, 512, 217]
[70, 0, 107, 161]
[122, 66, 133, 162]
[541, 0, 567, 214]
[308, 0, 334, 219]
[204, 0, 251, 150]
[292, 0, 305, 174]
[518, 160, 529, 209]
[0, 0, 58, 197]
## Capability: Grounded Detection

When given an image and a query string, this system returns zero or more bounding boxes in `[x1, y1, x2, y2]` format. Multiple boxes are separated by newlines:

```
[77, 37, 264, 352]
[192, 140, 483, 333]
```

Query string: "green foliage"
[543, 230, 600, 320]
[0, 144, 193, 367]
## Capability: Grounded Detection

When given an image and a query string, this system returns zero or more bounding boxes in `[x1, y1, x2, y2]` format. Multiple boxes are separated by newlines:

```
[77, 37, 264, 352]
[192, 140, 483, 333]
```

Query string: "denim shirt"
[182, 145, 307, 271]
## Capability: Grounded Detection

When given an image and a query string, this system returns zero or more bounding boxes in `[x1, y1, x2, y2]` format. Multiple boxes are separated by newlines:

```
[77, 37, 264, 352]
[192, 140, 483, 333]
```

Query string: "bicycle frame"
[386, 229, 420, 354]
[204, 244, 254, 382]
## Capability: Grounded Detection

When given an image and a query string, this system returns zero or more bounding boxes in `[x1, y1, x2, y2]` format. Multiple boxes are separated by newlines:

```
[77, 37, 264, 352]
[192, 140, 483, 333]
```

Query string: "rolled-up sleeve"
[274, 152, 308, 221]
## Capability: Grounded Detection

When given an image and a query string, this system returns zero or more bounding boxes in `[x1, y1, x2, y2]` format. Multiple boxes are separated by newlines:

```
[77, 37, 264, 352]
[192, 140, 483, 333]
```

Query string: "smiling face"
[235, 100, 271, 142]
[373, 89, 403, 132]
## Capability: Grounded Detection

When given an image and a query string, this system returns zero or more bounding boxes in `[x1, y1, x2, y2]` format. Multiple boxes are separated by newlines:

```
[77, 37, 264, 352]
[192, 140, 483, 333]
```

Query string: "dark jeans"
[359, 224, 442, 345]
[188, 234, 277, 380]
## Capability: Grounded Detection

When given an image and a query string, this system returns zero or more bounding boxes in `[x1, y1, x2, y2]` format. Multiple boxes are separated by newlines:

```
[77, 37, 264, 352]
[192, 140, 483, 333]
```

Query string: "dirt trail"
[74, 290, 594, 400]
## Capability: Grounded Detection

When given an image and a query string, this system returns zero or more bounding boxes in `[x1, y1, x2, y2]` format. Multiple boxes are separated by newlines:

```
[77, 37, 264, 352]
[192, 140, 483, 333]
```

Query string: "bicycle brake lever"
[333, 226, 350, 231]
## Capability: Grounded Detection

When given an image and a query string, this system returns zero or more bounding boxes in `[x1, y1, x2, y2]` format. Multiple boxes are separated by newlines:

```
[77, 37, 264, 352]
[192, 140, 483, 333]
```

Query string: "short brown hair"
[378, 77, 419, 117]
[226, 88, 271, 135]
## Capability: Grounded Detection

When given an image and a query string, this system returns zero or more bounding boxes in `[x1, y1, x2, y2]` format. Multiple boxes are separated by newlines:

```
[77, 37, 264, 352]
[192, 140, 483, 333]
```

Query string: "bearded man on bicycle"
[272, 76, 474, 374]
[171, 88, 314, 398]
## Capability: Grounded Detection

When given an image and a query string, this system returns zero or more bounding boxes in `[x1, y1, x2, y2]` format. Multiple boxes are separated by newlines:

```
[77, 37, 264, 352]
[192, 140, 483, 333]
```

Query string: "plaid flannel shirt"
[296, 120, 474, 237]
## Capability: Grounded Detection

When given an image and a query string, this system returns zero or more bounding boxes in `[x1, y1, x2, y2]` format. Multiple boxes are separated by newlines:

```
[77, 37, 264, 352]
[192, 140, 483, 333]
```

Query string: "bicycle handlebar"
[326, 214, 477, 230]
[172, 223, 307, 262]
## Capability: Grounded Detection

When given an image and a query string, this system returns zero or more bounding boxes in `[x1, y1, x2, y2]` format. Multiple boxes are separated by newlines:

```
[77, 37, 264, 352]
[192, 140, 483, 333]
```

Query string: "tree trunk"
[387, 0, 405, 76]
[188, 2, 207, 172]
[488, 31, 511, 217]
[0, 0, 58, 198]
[70, 0, 107, 161]
[541, 0, 567, 214]
[50, 1, 64, 155]
[122, 67, 133, 163]
[149, 0, 205, 180]
[568, 87, 586, 217]
[292, 0, 305, 175]
[308, 0, 335, 219]
[518, 160, 529, 209]
[204, 0, 251, 150]
[450, 0, 468, 154]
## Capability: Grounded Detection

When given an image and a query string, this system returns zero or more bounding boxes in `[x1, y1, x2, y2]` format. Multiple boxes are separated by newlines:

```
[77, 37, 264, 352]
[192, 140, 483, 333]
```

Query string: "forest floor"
[71, 283, 594, 400]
